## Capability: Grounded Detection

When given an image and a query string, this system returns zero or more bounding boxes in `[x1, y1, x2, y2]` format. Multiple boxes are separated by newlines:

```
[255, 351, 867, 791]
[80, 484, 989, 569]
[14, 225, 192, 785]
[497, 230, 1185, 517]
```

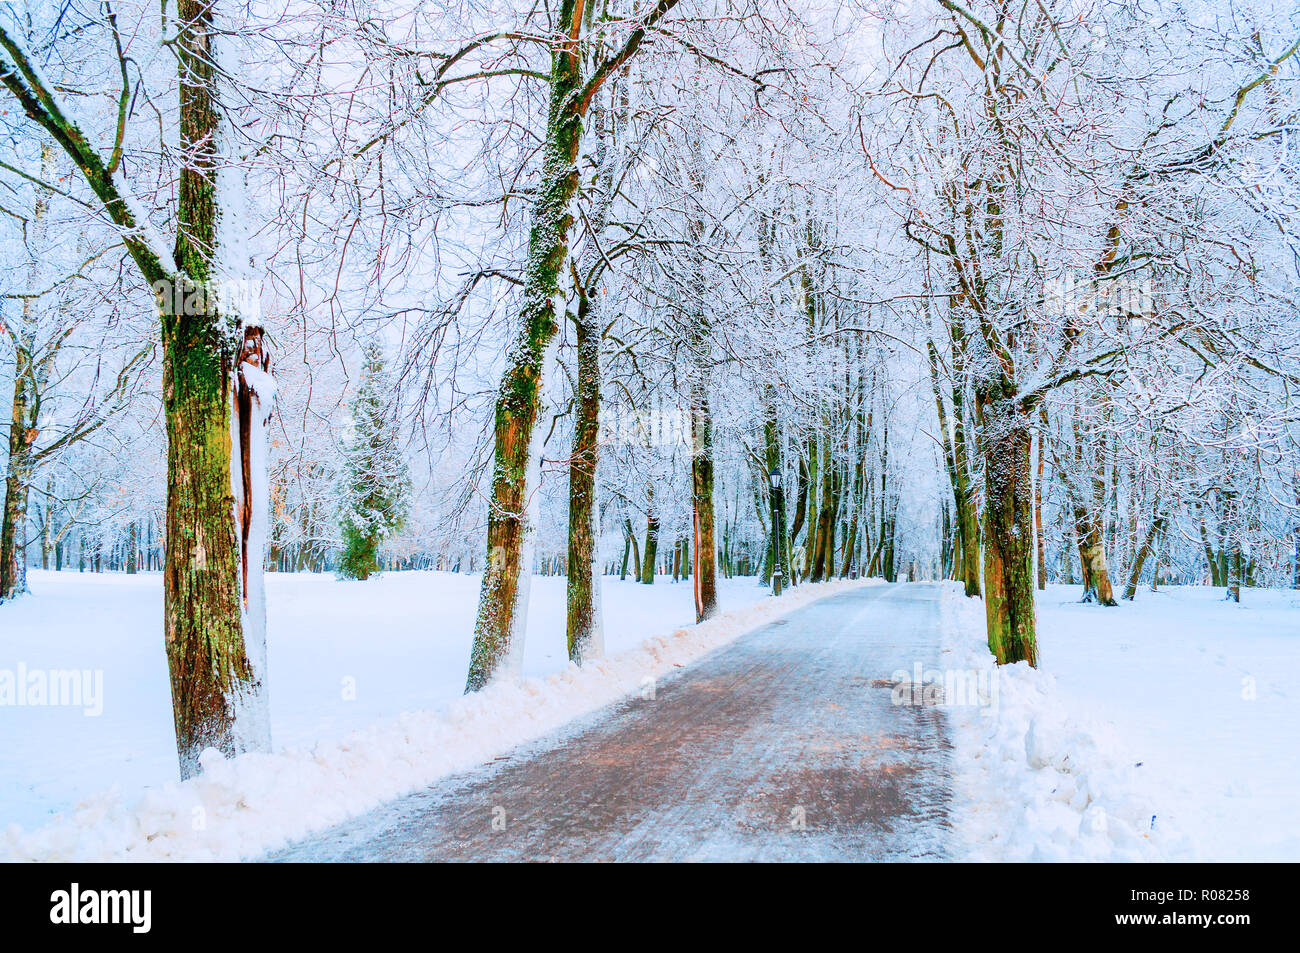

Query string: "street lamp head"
[769, 468, 781, 489]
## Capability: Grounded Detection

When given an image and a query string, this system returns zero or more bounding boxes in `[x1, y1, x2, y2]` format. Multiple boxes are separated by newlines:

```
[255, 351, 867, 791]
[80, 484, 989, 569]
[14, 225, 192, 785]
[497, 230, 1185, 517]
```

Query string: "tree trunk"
[0, 204, 43, 599]
[1073, 503, 1118, 606]
[1198, 506, 1221, 586]
[641, 490, 659, 585]
[0, 323, 34, 598]
[1123, 513, 1166, 600]
[691, 394, 718, 621]
[928, 339, 980, 596]
[0, 470, 30, 600]
[0, 16, 276, 779]
[625, 516, 641, 583]
[1225, 498, 1242, 603]
[1293, 483, 1300, 589]
[160, 1, 273, 777]
[802, 436, 820, 581]
[789, 451, 810, 557]
[1035, 409, 1048, 590]
[565, 289, 603, 664]
[125, 521, 138, 575]
[975, 390, 1039, 667]
[464, 9, 586, 691]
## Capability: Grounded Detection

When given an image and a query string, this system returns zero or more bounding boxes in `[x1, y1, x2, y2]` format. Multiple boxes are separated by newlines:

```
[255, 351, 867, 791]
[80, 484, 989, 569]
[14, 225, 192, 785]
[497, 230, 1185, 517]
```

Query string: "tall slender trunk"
[565, 289, 603, 663]
[0, 145, 50, 601]
[691, 394, 717, 620]
[1293, 483, 1300, 589]
[465, 5, 585, 691]
[810, 435, 836, 583]
[625, 516, 641, 583]
[1035, 409, 1048, 590]
[765, 406, 789, 595]
[1, 331, 34, 598]
[0, 470, 30, 599]
[789, 450, 811, 581]
[641, 487, 659, 585]
[928, 339, 979, 596]
[1198, 505, 1221, 586]
[1224, 492, 1242, 603]
[948, 321, 980, 593]
[840, 463, 861, 580]
[125, 521, 138, 574]
[1123, 513, 1166, 600]
[802, 436, 820, 581]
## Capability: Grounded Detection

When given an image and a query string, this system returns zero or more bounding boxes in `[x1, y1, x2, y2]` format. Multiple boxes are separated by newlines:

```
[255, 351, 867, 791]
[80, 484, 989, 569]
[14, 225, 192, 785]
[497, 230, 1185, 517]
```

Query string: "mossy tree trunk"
[1, 351, 34, 600]
[0, 4, 272, 777]
[565, 285, 603, 662]
[974, 378, 1040, 667]
[165, 0, 271, 776]
[1035, 407, 1049, 589]
[0, 143, 51, 602]
[0, 472, 31, 600]
[464, 4, 585, 691]
[463, 0, 682, 692]
[641, 487, 659, 585]
[928, 338, 980, 597]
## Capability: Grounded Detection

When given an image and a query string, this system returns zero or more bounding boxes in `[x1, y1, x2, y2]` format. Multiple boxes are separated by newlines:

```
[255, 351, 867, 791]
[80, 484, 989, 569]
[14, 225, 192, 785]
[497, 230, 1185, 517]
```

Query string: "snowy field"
[944, 583, 1300, 862]
[0, 569, 867, 859]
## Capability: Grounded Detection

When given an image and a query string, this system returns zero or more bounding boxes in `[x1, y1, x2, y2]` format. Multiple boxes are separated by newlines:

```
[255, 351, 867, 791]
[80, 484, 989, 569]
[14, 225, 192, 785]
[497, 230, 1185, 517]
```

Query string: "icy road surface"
[272, 584, 952, 862]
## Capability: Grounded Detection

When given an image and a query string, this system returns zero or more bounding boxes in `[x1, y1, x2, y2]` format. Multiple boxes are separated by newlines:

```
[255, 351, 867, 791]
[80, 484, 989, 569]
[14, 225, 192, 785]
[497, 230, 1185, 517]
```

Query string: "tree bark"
[975, 385, 1039, 667]
[0, 470, 31, 600]
[565, 288, 603, 663]
[641, 487, 659, 585]
[691, 395, 718, 620]
[765, 412, 789, 596]
[0, 5, 275, 775]
[465, 3, 586, 691]
[928, 339, 980, 596]
[1123, 513, 1166, 600]
[1035, 408, 1048, 590]
[1, 338, 34, 599]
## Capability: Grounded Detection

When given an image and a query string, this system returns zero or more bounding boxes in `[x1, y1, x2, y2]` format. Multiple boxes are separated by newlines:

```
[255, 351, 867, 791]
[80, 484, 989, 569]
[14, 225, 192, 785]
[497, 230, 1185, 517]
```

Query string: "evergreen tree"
[338, 342, 409, 580]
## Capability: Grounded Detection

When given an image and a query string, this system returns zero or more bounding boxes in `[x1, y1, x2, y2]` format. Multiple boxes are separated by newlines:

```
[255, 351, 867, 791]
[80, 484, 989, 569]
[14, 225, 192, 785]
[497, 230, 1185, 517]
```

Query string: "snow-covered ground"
[0, 568, 870, 860]
[943, 582, 1300, 861]
[5, 570, 1296, 861]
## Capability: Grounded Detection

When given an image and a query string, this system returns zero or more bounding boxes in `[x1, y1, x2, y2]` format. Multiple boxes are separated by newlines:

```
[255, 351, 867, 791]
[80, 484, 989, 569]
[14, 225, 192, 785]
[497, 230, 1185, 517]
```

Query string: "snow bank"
[2, 577, 873, 861]
[940, 583, 1189, 861]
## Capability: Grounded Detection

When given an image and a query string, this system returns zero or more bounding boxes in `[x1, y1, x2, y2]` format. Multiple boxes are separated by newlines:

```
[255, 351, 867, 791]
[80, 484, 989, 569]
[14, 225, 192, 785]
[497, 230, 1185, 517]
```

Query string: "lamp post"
[769, 467, 786, 596]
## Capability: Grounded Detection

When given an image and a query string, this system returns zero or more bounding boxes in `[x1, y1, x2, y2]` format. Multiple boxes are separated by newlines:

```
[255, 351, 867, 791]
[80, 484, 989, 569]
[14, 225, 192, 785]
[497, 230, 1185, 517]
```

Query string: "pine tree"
[337, 342, 409, 580]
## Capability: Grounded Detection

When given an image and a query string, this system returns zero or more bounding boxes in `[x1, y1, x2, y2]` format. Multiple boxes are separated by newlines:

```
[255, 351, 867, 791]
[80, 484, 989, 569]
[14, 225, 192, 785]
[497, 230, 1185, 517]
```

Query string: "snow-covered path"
[272, 584, 952, 862]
